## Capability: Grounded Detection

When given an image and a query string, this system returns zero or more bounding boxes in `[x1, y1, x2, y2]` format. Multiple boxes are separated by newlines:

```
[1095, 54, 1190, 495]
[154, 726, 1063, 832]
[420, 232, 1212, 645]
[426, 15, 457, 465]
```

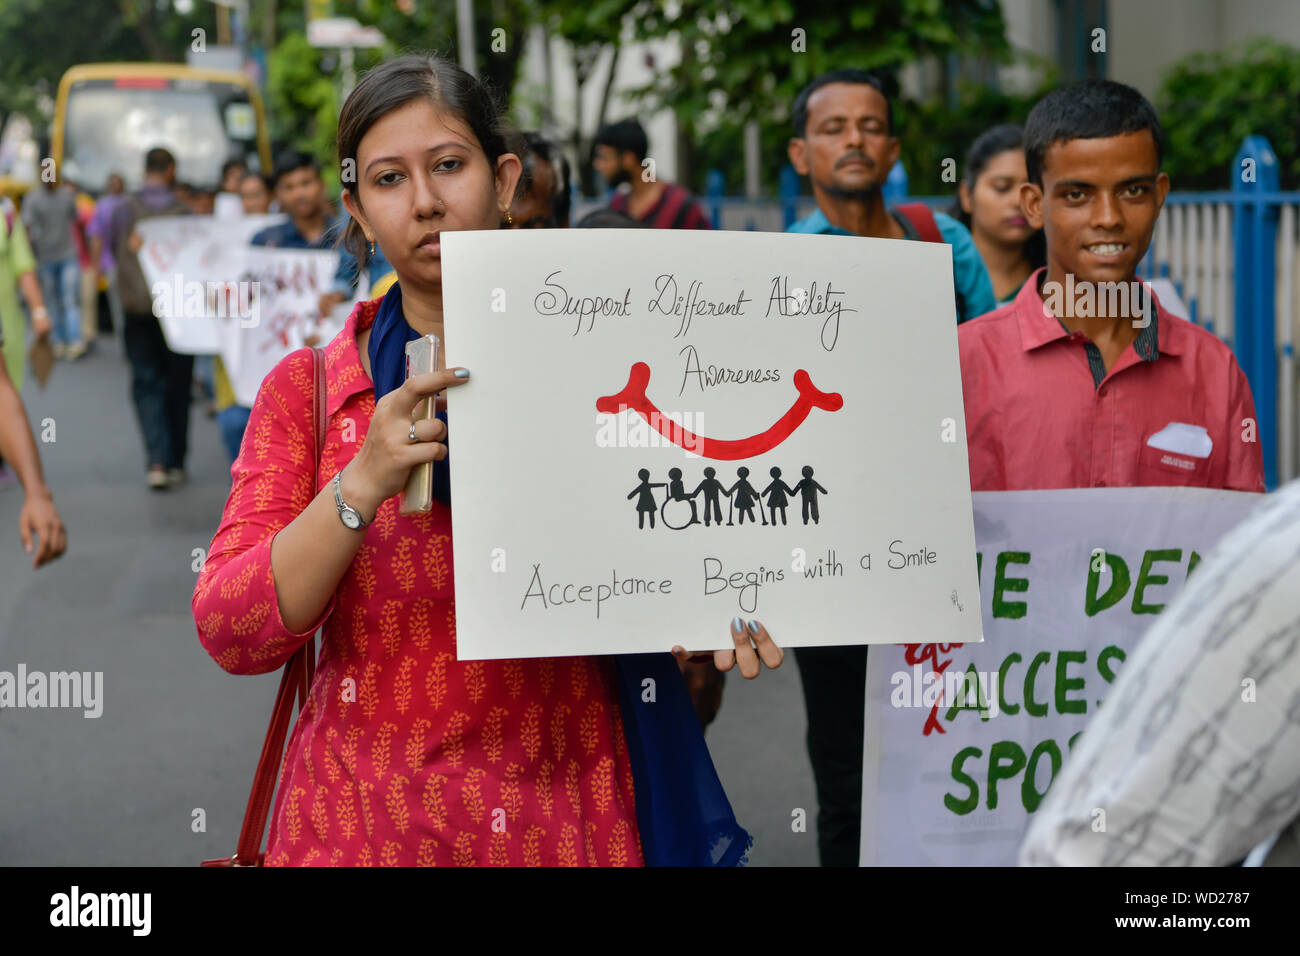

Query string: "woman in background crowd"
[952, 124, 1045, 306]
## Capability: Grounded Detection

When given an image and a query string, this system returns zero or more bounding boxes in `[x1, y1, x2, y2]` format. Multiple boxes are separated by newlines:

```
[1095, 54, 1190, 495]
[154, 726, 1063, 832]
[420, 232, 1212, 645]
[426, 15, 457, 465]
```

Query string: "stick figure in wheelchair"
[661, 467, 703, 530]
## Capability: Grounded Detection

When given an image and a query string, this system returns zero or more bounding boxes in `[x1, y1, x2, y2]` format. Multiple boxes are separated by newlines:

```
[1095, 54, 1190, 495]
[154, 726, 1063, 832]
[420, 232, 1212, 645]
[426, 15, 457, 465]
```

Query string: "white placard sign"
[440, 229, 983, 660]
[859, 487, 1260, 866]
[135, 215, 349, 406]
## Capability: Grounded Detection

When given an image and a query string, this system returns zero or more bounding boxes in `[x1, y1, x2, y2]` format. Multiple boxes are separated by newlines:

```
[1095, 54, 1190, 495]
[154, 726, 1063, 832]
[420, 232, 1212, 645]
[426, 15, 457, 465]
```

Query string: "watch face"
[342, 510, 361, 530]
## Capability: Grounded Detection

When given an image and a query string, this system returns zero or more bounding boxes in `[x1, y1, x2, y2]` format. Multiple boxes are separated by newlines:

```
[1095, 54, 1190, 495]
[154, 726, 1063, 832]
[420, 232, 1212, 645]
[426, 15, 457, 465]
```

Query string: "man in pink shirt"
[960, 79, 1265, 494]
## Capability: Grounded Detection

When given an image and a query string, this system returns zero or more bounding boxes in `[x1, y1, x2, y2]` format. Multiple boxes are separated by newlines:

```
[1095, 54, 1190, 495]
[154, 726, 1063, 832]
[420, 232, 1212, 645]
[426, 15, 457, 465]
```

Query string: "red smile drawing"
[596, 361, 843, 460]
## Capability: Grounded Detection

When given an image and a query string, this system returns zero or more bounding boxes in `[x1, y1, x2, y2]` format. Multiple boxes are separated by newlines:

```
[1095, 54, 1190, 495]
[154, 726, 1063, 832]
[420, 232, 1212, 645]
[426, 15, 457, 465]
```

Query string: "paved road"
[0, 333, 820, 866]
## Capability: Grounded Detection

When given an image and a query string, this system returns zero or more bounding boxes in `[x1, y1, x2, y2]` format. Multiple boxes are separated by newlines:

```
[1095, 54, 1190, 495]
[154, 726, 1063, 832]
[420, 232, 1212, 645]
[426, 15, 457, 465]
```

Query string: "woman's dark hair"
[949, 123, 1045, 270]
[513, 131, 573, 226]
[336, 53, 513, 267]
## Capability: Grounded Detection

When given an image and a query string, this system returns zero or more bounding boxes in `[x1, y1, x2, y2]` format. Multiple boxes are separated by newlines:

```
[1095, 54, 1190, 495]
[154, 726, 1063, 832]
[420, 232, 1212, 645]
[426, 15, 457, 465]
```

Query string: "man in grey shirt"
[21, 179, 84, 359]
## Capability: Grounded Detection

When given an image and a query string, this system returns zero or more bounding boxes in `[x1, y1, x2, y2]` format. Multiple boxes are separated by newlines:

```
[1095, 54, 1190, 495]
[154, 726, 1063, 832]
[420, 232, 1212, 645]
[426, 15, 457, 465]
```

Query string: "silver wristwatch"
[332, 470, 372, 529]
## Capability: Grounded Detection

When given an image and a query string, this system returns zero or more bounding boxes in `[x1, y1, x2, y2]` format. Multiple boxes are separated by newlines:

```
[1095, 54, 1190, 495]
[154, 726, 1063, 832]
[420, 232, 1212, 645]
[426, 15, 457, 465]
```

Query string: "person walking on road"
[86, 172, 129, 344]
[109, 148, 193, 490]
[21, 175, 83, 359]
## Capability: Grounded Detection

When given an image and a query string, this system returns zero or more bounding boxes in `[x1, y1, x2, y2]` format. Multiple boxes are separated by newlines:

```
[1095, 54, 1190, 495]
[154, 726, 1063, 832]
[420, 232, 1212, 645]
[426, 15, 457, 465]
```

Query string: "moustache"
[836, 152, 875, 169]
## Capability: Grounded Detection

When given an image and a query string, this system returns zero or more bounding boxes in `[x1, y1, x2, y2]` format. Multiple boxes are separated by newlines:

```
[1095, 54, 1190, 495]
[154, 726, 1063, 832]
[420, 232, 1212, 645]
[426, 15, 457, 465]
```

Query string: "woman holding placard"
[193, 54, 782, 867]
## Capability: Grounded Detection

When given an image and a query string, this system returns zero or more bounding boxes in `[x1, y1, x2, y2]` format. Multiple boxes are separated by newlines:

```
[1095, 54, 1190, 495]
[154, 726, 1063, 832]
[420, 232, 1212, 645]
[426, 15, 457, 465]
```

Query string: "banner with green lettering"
[859, 487, 1260, 866]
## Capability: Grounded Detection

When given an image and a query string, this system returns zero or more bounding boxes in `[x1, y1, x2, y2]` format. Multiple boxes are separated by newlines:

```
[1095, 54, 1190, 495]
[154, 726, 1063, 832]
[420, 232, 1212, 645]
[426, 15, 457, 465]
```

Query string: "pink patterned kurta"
[193, 299, 645, 866]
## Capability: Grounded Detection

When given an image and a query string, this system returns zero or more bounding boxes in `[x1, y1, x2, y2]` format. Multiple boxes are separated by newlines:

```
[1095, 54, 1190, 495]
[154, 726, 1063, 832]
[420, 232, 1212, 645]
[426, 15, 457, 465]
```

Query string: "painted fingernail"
[748, 619, 760, 634]
[453, 368, 470, 379]
[732, 616, 744, 633]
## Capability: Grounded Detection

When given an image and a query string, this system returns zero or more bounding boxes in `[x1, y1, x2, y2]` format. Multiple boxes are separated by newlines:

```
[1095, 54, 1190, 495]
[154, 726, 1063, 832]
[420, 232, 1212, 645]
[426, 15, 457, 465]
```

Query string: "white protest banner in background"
[134, 215, 346, 407]
[859, 487, 1261, 866]
[440, 229, 983, 660]
[135, 214, 282, 353]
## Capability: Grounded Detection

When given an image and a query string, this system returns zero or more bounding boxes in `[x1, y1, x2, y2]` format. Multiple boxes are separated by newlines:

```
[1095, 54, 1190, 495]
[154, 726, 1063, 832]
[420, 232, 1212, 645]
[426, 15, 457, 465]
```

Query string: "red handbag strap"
[229, 346, 327, 866]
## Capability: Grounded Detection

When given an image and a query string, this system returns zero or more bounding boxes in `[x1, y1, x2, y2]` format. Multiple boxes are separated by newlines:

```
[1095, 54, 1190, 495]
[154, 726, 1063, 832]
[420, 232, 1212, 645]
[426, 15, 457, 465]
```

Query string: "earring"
[367, 238, 375, 256]
[505, 209, 513, 226]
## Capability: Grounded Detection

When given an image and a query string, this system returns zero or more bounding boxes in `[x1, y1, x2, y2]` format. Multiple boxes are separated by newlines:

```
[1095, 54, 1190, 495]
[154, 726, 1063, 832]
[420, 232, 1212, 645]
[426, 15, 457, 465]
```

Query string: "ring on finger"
[408, 421, 419, 443]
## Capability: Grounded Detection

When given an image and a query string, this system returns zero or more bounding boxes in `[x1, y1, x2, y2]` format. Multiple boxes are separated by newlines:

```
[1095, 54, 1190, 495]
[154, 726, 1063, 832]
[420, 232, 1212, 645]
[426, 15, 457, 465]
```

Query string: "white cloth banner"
[134, 215, 350, 407]
[440, 229, 983, 659]
[860, 487, 1261, 866]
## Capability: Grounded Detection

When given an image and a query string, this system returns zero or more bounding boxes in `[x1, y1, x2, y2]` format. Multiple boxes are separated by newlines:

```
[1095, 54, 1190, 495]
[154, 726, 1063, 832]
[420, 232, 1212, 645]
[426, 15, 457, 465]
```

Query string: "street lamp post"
[457, 0, 476, 77]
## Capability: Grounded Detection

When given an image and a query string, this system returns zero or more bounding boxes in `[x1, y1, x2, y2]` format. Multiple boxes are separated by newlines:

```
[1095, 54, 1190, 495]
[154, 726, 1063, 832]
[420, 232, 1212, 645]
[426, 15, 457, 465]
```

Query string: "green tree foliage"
[893, 78, 1055, 197]
[1157, 38, 1300, 190]
[623, 0, 1010, 189]
[354, 0, 536, 106]
[264, 32, 371, 194]
[0, 0, 215, 136]
[264, 0, 538, 189]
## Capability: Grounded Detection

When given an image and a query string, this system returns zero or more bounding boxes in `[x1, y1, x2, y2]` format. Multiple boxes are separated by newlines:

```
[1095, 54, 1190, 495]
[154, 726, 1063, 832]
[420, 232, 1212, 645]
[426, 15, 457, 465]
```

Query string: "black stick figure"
[691, 467, 728, 526]
[665, 467, 700, 526]
[761, 466, 795, 526]
[726, 466, 764, 526]
[626, 468, 665, 529]
[791, 465, 828, 525]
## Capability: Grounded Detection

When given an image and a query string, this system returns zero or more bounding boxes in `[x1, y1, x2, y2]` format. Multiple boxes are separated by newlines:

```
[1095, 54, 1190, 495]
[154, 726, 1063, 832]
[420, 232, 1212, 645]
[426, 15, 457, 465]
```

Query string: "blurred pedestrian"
[951, 124, 1045, 305]
[508, 132, 571, 228]
[214, 159, 247, 219]
[237, 172, 272, 215]
[252, 150, 338, 249]
[70, 182, 99, 351]
[109, 147, 193, 490]
[85, 172, 127, 339]
[187, 187, 215, 216]
[213, 151, 350, 462]
[21, 174, 83, 359]
[592, 118, 713, 229]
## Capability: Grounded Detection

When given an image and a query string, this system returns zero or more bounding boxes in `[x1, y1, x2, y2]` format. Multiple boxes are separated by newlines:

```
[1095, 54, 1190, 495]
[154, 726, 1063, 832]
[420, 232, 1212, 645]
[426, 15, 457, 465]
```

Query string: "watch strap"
[333, 469, 372, 527]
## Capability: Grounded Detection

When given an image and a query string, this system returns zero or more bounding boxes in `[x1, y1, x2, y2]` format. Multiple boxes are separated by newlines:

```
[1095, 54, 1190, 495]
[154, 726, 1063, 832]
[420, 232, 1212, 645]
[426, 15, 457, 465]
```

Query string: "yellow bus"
[51, 63, 272, 196]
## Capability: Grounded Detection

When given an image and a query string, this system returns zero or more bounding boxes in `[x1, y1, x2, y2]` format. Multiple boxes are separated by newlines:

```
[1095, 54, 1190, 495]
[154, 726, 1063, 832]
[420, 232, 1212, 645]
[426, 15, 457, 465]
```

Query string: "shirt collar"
[323, 296, 380, 417]
[788, 207, 850, 235]
[1014, 267, 1184, 357]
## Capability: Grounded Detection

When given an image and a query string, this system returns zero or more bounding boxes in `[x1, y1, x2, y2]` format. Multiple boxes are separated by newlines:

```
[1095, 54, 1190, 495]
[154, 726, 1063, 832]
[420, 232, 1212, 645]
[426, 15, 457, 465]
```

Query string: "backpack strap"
[892, 202, 944, 243]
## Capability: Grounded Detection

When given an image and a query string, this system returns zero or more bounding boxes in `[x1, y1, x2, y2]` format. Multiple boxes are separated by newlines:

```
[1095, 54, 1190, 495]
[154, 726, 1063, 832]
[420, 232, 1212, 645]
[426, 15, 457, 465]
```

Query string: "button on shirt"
[959, 267, 1265, 493]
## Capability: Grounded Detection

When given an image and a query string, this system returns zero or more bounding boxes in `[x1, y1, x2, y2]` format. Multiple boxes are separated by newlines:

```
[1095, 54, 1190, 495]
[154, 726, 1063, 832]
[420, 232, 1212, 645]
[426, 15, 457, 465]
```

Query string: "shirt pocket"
[1136, 441, 1212, 487]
